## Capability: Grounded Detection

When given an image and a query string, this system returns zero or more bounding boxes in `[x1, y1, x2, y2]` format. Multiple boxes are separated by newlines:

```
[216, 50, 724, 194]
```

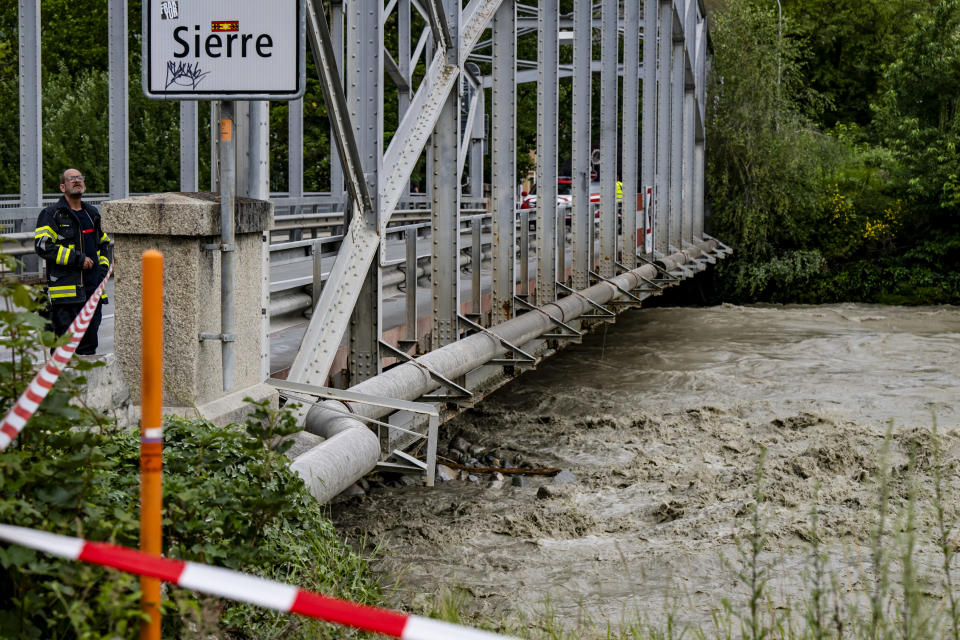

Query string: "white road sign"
[142, 0, 305, 100]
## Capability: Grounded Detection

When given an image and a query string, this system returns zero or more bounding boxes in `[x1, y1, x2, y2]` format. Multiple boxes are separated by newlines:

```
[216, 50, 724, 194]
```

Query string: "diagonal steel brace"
[379, 340, 473, 398]
[458, 314, 537, 366]
[589, 270, 644, 304]
[635, 251, 682, 284]
[615, 261, 664, 294]
[513, 296, 583, 340]
[556, 281, 616, 320]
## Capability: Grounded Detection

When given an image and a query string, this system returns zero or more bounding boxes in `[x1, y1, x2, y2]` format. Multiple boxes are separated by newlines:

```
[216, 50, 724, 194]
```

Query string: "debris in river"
[437, 455, 561, 476]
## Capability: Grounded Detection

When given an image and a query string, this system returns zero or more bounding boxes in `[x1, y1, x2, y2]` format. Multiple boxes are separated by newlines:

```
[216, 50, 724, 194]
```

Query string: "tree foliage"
[705, 0, 960, 304]
[780, 0, 928, 129]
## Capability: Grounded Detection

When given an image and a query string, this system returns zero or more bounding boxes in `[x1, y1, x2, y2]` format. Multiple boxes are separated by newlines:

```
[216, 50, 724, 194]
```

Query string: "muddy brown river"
[332, 304, 960, 636]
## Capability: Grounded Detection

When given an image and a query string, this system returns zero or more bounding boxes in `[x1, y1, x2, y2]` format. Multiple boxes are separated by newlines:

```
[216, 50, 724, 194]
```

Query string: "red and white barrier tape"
[0, 524, 518, 640]
[0, 265, 113, 450]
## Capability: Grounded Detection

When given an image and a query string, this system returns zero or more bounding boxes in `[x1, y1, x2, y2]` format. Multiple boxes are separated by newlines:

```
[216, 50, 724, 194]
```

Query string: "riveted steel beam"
[669, 38, 684, 250]
[345, 0, 384, 384]
[490, 0, 516, 326]
[621, 0, 641, 270]
[108, 0, 129, 199]
[655, 0, 672, 255]
[180, 103, 199, 191]
[641, 0, 658, 255]
[19, 0, 41, 208]
[535, 0, 559, 306]
[431, 0, 460, 349]
[598, 0, 618, 279]
[570, 0, 592, 290]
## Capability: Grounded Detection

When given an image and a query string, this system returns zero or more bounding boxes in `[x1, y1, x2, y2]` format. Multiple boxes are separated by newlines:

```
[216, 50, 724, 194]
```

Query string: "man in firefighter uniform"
[34, 169, 112, 355]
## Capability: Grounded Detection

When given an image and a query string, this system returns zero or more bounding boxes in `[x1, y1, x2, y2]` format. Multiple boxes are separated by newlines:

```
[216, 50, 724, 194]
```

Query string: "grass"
[414, 423, 960, 640]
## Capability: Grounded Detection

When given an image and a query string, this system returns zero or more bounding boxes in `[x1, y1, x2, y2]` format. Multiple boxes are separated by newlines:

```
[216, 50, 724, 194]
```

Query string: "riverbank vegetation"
[0, 265, 382, 638]
[705, 0, 960, 304]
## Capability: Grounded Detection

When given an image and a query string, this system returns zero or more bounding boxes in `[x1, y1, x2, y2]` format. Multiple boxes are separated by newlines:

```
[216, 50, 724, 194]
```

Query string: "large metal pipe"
[291, 401, 381, 501]
[292, 240, 717, 502]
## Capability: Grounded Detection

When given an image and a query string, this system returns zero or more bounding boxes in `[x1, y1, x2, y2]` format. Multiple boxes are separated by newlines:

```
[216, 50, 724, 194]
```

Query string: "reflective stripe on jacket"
[34, 197, 113, 305]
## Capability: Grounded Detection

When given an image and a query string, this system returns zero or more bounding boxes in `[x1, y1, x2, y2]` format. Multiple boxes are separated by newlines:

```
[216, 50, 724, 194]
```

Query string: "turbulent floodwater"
[332, 304, 960, 635]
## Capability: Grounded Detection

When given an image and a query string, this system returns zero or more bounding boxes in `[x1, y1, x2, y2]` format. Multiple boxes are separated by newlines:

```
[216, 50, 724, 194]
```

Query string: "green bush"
[0, 254, 380, 638]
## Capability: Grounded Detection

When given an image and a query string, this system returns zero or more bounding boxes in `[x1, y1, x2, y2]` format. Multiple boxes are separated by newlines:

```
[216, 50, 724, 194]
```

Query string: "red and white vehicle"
[519, 177, 574, 209]
[520, 178, 612, 210]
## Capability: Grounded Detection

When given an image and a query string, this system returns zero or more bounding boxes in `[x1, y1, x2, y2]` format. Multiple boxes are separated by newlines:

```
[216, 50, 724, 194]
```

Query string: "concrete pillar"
[101, 193, 276, 422]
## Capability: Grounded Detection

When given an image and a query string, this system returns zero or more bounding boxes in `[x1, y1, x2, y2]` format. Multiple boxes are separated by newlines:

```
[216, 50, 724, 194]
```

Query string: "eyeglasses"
[64, 175, 85, 183]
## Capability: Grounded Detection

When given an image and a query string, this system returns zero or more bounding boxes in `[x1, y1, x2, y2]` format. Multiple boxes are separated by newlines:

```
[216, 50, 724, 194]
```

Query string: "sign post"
[140, 0, 305, 628]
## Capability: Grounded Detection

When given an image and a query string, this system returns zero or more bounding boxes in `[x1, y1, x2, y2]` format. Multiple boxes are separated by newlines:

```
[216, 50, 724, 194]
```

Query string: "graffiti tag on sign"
[160, 1, 179, 20]
[165, 61, 211, 90]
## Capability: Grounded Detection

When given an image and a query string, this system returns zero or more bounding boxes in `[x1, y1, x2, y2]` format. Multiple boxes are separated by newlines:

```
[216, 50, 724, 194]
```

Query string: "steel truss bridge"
[6, 0, 726, 496]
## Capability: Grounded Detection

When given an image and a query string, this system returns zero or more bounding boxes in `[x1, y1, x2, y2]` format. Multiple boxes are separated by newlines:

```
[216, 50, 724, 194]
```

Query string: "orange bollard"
[140, 250, 164, 640]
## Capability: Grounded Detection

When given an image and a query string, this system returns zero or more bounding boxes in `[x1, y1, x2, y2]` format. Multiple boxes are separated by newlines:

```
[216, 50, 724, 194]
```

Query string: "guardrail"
[0, 193, 487, 235]
[3, 202, 612, 343]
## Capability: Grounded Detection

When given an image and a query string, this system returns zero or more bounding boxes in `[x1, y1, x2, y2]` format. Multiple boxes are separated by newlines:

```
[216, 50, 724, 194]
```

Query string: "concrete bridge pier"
[101, 193, 277, 425]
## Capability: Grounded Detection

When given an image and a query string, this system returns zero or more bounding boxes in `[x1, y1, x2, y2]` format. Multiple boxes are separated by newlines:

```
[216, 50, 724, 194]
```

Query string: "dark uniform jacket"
[34, 197, 112, 305]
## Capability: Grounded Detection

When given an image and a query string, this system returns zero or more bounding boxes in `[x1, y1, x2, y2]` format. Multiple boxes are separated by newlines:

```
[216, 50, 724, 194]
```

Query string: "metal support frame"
[615, 261, 665, 295]
[598, 0, 618, 279]
[702, 232, 733, 257]
[245, 101, 271, 382]
[519, 210, 531, 298]
[535, 0, 559, 306]
[641, 0, 658, 257]
[267, 378, 440, 487]
[669, 35, 685, 250]
[233, 102, 251, 196]
[180, 102, 199, 191]
[570, 0, 592, 291]
[468, 89, 485, 199]
[346, 0, 383, 384]
[457, 314, 536, 367]
[682, 79, 696, 245]
[513, 295, 582, 342]
[490, 0, 516, 326]
[634, 251, 682, 284]
[431, 0, 461, 349]
[399, 227, 419, 350]
[556, 281, 616, 321]
[19, 0, 42, 208]
[655, 0, 673, 255]
[210, 102, 220, 192]
[379, 340, 472, 398]
[469, 217, 482, 318]
[288, 97, 304, 212]
[693, 21, 707, 240]
[621, 0, 641, 270]
[589, 270, 645, 306]
[308, 0, 375, 214]
[425, 0, 454, 53]
[329, 2, 345, 200]
[108, 0, 128, 199]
